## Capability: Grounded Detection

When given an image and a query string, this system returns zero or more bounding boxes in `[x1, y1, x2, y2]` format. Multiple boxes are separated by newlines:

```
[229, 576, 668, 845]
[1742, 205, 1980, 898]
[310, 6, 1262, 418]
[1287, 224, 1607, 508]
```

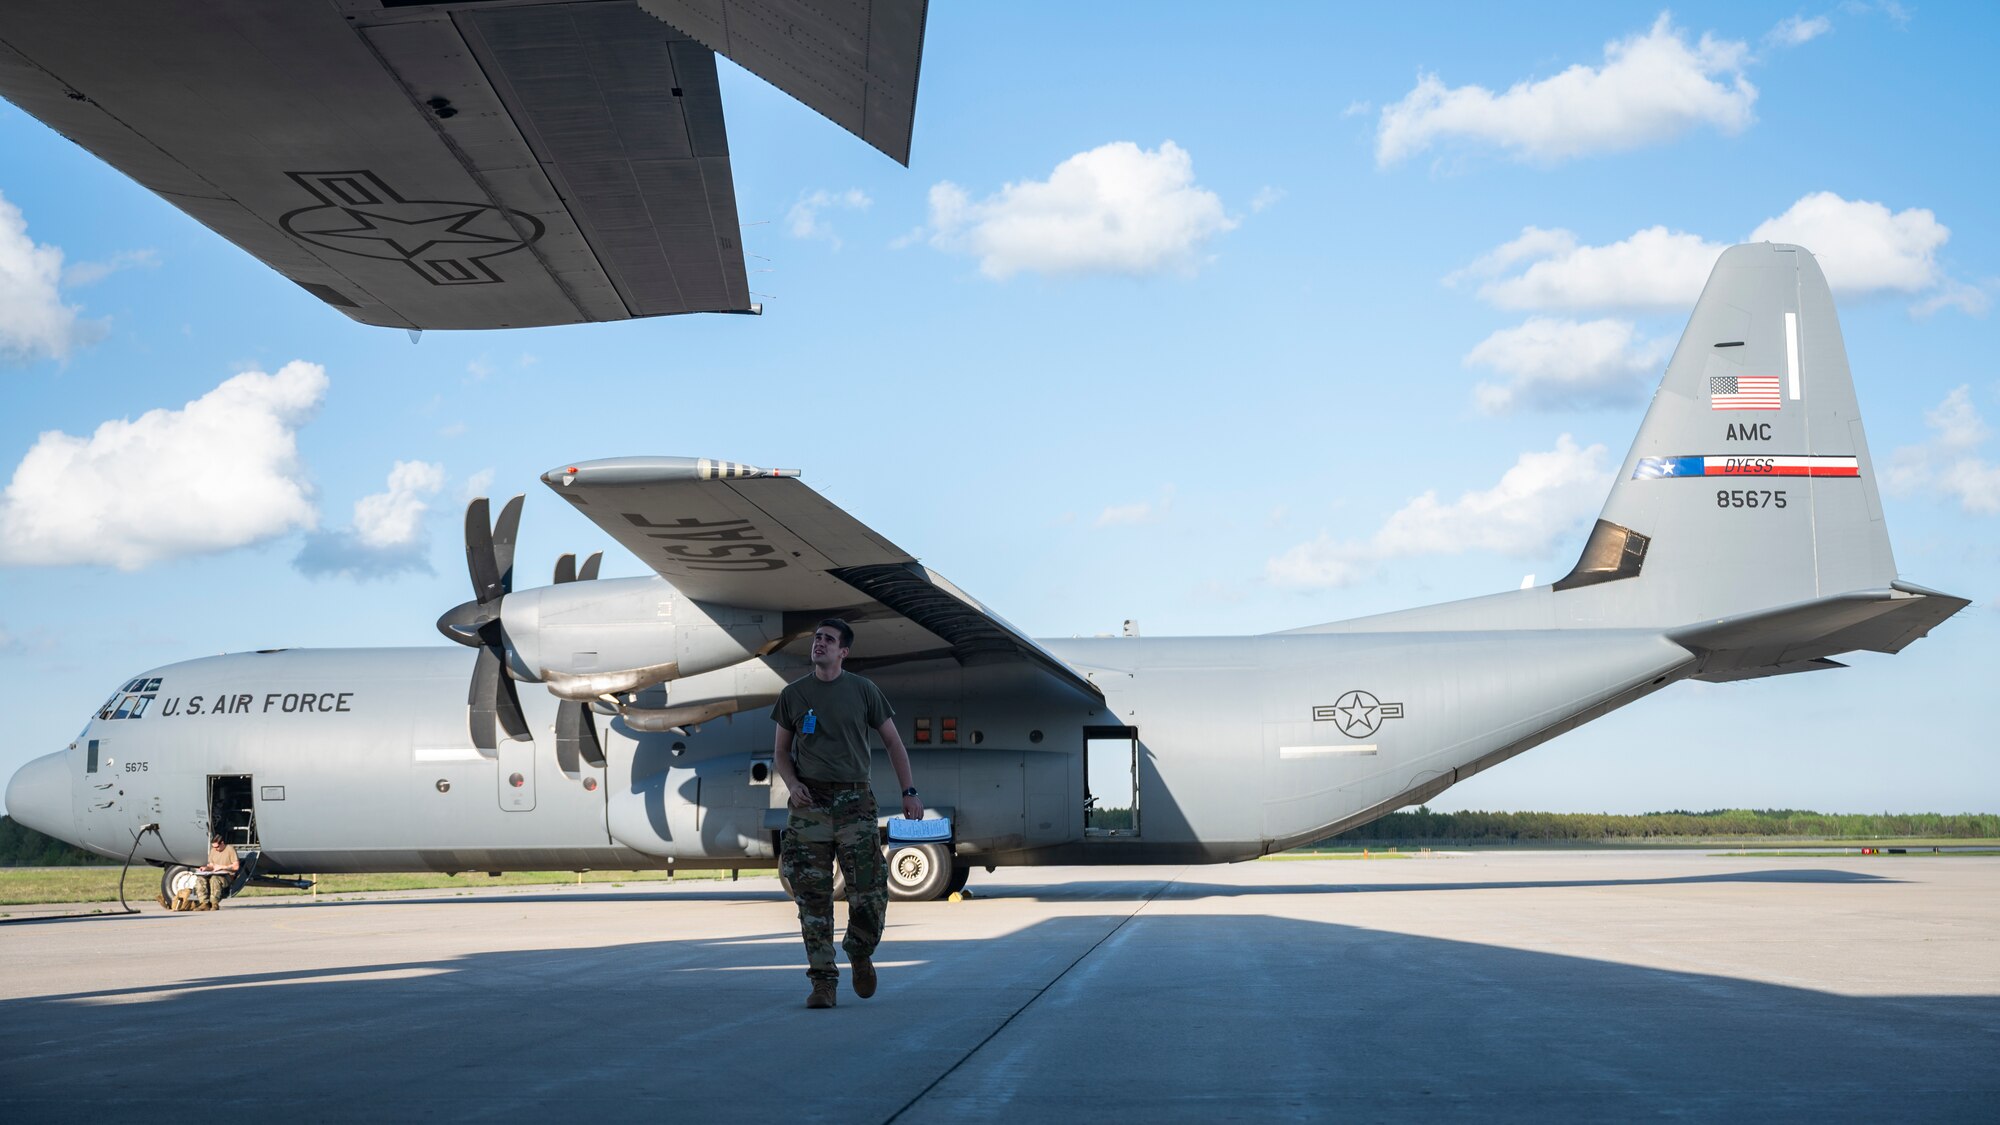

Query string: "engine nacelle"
[498, 576, 782, 691]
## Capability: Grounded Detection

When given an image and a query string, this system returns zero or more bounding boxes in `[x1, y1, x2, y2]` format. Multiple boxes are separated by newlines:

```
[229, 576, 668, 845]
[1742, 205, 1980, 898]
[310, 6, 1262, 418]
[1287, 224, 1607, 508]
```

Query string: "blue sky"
[1, 3, 1994, 814]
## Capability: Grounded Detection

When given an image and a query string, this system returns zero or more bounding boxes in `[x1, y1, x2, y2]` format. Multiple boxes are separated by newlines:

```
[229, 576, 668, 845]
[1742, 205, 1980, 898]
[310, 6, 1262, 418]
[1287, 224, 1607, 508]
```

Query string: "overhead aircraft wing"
[542, 457, 1101, 700]
[643, 0, 926, 164]
[0, 0, 926, 331]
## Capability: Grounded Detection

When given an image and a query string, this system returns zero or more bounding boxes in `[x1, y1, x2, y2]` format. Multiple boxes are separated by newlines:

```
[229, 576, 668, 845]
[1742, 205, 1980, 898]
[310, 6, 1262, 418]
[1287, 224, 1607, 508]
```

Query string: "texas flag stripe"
[1632, 455, 1860, 479]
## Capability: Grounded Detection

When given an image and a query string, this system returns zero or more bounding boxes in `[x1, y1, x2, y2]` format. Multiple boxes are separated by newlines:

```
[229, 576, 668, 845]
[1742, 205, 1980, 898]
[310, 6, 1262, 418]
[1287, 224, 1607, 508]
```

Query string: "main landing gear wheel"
[886, 842, 953, 901]
[944, 865, 971, 896]
[160, 864, 197, 908]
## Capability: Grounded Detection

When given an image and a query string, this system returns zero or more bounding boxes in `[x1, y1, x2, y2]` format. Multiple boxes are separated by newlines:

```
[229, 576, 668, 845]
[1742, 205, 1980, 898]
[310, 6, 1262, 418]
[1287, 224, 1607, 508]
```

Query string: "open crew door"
[1083, 726, 1140, 837]
[208, 775, 259, 846]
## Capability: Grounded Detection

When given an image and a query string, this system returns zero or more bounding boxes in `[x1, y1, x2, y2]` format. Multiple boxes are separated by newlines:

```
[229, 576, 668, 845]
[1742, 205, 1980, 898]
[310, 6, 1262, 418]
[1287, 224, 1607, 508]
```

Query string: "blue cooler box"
[886, 816, 952, 843]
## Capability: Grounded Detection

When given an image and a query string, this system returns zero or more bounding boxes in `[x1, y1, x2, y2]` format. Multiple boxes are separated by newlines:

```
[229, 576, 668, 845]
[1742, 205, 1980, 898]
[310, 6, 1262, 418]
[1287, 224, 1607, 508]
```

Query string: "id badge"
[801, 709, 817, 734]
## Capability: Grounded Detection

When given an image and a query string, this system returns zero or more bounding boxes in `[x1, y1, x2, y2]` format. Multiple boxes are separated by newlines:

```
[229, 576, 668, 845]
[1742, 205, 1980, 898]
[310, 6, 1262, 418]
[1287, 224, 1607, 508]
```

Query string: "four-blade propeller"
[439, 496, 611, 765]
[435, 496, 530, 751]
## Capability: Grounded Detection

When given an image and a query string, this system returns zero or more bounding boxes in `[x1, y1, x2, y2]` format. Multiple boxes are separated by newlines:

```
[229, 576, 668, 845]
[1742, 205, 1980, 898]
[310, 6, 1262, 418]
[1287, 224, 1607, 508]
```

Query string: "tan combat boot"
[805, 979, 838, 1009]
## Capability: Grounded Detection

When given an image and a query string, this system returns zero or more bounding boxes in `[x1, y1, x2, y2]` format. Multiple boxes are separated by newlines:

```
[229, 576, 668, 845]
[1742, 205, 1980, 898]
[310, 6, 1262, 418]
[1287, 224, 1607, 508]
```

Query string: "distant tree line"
[1322, 807, 2000, 845]
[0, 816, 113, 866]
[8, 808, 1996, 865]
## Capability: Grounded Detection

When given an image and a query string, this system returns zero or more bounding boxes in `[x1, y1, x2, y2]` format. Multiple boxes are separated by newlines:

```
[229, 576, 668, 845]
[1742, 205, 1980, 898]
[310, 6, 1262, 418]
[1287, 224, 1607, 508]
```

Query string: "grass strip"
[0, 866, 775, 906]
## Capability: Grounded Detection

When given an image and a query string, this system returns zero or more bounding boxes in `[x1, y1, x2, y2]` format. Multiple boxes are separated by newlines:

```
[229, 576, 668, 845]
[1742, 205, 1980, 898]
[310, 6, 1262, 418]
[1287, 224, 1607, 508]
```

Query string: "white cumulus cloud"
[1376, 14, 1756, 166]
[1454, 193, 1966, 314]
[1910, 279, 1991, 319]
[356, 461, 445, 547]
[1094, 485, 1175, 528]
[0, 362, 326, 570]
[62, 248, 160, 288]
[1268, 436, 1609, 588]
[294, 460, 445, 580]
[1747, 191, 1948, 294]
[1885, 387, 2000, 515]
[460, 467, 496, 502]
[1767, 14, 1833, 46]
[924, 141, 1237, 279]
[787, 188, 872, 249]
[0, 189, 103, 364]
[1467, 317, 1672, 412]
[1453, 225, 1728, 312]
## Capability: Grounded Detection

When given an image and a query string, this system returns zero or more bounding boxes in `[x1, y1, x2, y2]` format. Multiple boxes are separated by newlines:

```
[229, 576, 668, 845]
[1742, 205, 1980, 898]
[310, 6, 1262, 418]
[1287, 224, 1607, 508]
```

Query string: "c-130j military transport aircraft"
[4, 245, 1969, 904]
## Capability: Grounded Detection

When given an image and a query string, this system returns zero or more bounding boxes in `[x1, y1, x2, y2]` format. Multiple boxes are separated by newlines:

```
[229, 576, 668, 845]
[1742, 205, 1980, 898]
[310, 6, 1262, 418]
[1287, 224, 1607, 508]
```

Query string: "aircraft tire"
[944, 864, 971, 896]
[159, 864, 197, 909]
[886, 842, 952, 901]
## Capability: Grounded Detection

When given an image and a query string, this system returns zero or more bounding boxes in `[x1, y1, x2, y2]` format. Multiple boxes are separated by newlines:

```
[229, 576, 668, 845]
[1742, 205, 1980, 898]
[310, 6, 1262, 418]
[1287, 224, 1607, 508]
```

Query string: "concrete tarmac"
[2, 851, 1996, 1122]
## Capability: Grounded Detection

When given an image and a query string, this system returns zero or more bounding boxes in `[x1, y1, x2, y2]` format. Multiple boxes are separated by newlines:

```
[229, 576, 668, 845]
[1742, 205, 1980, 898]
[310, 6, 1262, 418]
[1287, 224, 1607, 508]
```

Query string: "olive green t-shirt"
[771, 671, 894, 783]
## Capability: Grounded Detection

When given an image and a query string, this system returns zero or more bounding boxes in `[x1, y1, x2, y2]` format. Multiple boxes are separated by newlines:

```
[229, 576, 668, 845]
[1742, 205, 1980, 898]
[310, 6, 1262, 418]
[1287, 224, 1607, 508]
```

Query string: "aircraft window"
[1553, 520, 1651, 591]
[97, 692, 121, 720]
[129, 695, 154, 718]
[112, 695, 136, 720]
[144, 677, 163, 691]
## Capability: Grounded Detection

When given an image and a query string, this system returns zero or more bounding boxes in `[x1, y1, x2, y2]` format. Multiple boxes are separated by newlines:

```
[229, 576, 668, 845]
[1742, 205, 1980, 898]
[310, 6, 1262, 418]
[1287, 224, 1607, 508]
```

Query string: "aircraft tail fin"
[1554, 243, 1900, 627]
[1284, 242, 1966, 663]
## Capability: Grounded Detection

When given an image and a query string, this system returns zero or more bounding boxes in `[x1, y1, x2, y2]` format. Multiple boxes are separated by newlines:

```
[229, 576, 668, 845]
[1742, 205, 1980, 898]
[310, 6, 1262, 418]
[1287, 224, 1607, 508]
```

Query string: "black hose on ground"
[117, 824, 162, 914]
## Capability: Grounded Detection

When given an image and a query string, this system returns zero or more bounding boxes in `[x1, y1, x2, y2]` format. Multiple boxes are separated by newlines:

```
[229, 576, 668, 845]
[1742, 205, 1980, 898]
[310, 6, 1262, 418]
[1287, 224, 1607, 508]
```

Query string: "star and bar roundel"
[1312, 690, 1404, 740]
[279, 170, 543, 286]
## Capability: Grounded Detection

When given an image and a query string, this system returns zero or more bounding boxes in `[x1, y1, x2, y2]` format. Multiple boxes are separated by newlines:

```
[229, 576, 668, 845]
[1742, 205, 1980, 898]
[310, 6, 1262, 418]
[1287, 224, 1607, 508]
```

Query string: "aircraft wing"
[542, 457, 1100, 699]
[0, 0, 925, 331]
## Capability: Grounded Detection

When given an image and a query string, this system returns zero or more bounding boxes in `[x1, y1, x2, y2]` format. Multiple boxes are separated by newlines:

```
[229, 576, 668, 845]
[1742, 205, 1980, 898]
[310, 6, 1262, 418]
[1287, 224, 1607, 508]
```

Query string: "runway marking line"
[881, 867, 1185, 1124]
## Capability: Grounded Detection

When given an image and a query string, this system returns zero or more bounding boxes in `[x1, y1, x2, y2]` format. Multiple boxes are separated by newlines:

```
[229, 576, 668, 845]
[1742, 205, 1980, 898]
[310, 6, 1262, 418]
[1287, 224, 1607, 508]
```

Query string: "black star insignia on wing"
[315, 207, 519, 260]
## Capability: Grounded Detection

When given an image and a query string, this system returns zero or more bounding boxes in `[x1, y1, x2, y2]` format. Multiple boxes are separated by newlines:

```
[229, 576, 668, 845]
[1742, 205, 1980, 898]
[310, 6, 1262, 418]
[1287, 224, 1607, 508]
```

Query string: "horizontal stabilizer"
[1669, 582, 1969, 681]
[1694, 658, 1845, 684]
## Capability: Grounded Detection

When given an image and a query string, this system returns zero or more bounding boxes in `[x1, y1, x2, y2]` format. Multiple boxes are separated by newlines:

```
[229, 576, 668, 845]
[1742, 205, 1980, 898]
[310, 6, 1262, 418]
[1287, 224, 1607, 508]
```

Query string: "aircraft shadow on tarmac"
[0, 867, 1903, 926]
[1006, 867, 1906, 901]
[4, 905, 1993, 1121]
[10, 866, 1908, 923]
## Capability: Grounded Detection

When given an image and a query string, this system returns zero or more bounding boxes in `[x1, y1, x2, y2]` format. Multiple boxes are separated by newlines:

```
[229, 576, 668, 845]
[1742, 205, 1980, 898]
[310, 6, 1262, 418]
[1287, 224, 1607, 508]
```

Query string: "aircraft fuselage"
[11, 627, 1694, 879]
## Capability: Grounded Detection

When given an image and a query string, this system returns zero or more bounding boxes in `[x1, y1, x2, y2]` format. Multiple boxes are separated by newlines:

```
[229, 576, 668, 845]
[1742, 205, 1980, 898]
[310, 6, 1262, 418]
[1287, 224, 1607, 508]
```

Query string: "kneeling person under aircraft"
[773, 619, 923, 1009]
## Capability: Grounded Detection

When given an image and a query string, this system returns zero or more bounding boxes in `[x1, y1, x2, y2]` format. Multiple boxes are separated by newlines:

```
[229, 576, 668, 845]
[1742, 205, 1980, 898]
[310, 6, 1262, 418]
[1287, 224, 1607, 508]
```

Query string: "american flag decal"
[1710, 375, 1782, 410]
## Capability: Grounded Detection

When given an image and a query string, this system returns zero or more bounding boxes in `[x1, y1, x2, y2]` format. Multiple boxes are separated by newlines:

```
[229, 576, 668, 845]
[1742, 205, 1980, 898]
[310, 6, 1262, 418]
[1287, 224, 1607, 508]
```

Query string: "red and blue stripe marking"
[1632, 455, 1860, 479]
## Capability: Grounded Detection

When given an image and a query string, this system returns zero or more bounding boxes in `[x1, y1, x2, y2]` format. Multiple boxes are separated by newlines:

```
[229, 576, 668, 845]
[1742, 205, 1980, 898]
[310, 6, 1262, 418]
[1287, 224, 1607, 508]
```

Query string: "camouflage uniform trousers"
[195, 874, 229, 906]
[779, 787, 888, 984]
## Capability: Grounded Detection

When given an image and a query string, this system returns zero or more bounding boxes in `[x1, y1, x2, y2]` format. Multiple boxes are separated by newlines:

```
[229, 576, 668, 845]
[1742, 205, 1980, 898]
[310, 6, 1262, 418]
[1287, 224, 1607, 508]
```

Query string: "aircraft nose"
[5, 751, 73, 842]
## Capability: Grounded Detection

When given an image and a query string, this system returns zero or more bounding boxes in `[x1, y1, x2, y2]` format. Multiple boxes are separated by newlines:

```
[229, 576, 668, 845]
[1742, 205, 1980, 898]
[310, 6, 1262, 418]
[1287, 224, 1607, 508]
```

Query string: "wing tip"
[541, 457, 801, 488]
